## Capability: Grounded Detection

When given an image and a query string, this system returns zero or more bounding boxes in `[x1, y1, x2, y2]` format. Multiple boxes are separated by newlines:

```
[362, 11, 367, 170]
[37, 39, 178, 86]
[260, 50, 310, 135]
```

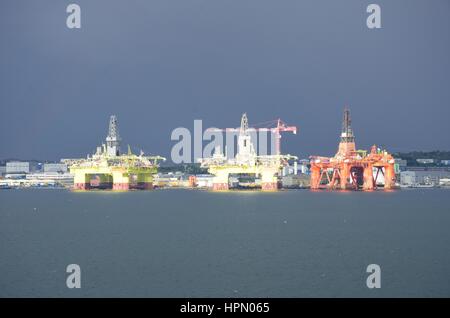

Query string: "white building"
[6, 161, 37, 174]
[394, 158, 407, 171]
[298, 159, 310, 174]
[416, 159, 434, 164]
[400, 169, 450, 186]
[25, 173, 74, 187]
[195, 174, 214, 188]
[282, 163, 298, 176]
[43, 163, 68, 173]
[400, 171, 417, 186]
[281, 174, 310, 188]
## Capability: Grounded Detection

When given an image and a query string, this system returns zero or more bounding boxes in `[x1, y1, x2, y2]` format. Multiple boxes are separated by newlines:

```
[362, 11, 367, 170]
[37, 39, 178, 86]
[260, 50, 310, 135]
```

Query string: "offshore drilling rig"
[309, 107, 396, 191]
[199, 113, 297, 191]
[63, 115, 165, 190]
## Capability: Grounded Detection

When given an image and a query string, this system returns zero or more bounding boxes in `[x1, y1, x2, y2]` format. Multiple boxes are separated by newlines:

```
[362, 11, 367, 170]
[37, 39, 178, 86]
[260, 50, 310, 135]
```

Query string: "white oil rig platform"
[199, 113, 297, 191]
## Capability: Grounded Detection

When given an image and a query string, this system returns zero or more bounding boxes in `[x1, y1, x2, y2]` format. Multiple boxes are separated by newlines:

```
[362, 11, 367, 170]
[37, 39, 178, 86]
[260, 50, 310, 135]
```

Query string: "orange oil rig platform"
[310, 107, 396, 191]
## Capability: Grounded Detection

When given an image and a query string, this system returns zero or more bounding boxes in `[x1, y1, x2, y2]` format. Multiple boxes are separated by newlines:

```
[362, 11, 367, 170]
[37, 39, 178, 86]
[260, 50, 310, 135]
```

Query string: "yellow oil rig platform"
[63, 115, 165, 191]
[200, 113, 297, 191]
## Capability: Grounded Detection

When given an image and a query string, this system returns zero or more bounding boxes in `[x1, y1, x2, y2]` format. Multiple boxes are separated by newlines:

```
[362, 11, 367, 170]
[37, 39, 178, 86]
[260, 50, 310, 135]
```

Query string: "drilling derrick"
[106, 115, 121, 157]
[235, 113, 257, 165]
[240, 112, 249, 133]
[63, 115, 165, 191]
[199, 113, 297, 191]
[310, 107, 396, 191]
[337, 107, 356, 158]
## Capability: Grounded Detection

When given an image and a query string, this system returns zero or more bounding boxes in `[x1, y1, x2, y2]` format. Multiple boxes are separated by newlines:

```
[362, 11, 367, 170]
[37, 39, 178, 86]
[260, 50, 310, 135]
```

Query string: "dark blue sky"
[1, 0, 449, 162]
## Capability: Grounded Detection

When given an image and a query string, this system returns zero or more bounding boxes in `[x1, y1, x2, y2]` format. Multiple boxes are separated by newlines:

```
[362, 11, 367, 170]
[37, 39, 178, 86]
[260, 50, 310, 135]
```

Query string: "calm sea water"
[0, 188, 449, 297]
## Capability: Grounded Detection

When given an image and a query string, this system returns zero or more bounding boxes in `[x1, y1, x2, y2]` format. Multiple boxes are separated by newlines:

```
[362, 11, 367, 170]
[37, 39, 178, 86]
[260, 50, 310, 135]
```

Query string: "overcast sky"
[1, 0, 449, 162]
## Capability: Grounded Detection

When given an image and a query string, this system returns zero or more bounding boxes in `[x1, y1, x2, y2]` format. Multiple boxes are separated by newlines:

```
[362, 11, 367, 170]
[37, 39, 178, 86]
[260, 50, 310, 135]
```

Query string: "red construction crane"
[271, 118, 297, 156]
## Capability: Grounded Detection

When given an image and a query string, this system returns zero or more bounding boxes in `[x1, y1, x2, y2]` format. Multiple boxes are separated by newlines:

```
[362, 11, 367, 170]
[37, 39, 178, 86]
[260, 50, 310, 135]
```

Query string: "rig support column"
[340, 164, 350, 190]
[112, 171, 130, 190]
[73, 173, 90, 190]
[310, 165, 321, 190]
[363, 164, 374, 191]
[212, 170, 229, 191]
[261, 169, 278, 191]
[384, 164, 395, 189]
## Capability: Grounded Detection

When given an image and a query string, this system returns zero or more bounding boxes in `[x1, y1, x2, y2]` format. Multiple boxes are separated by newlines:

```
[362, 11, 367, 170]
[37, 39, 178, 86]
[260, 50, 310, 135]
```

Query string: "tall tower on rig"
[235, 113, 256, 164]
[336, 107, 356, 158]
[106, 115, 121, 157]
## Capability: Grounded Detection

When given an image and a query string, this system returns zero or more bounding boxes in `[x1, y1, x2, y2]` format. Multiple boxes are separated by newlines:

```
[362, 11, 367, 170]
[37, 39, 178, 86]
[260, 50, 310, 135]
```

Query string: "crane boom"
[205, 114, 298, 156]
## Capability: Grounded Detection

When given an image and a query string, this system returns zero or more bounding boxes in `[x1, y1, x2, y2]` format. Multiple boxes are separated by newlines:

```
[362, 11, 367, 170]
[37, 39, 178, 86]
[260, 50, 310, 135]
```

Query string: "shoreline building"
[6, 161, 38, 174]
[400, 167, 450, 187]
[43, 163, 68, 173]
